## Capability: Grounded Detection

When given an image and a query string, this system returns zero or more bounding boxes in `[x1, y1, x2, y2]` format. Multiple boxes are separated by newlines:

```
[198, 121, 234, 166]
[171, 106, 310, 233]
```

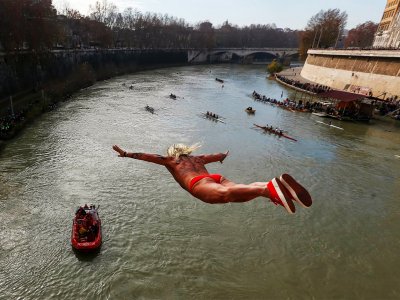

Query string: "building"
[387, 10, 400, 47]
[373, 0, 400, 48]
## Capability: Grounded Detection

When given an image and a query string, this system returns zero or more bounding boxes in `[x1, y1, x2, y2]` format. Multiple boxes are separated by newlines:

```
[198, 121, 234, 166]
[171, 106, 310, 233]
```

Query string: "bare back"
[165, 155, 209, 190]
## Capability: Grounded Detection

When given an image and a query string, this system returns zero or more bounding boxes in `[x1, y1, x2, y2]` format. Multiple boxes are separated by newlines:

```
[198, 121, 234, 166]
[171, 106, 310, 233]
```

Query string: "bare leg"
[192, 180, 271, 204]
[248, 182, 267, 187]
[221, 178, 266, 188]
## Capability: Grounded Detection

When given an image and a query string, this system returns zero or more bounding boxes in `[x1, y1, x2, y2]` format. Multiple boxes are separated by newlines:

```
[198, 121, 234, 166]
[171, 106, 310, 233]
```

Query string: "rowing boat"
[315, 120, 344, 130]
[200, 113, 226, 124]
[395, 155, 400, 158]
[253, 124, 297, 142]
[145, 105, 155, 114]
[245, 108, 256, 114]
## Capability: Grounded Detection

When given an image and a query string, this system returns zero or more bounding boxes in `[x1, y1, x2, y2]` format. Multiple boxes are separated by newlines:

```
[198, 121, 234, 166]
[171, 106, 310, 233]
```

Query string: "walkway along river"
[0, 65, 400, 299]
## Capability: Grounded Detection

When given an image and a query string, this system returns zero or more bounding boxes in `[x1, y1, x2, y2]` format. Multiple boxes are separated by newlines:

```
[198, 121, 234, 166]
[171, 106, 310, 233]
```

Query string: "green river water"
[1, 65, 400, 299]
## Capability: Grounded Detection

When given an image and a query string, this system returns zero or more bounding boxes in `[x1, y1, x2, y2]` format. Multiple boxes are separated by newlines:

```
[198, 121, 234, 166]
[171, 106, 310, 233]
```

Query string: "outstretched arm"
[112, 145, 168, 165]
[198, 151, 229, 164]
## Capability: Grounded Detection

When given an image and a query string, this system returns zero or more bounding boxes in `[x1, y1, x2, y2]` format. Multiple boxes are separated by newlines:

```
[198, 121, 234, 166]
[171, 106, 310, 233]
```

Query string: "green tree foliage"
[267, 60, 283, 74]
[299, 9, 348, 59]
[344, 21, 378, 48]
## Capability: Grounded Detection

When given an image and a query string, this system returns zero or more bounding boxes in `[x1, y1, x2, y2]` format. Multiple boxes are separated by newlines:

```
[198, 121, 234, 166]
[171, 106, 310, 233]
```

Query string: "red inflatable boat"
[71, 204, 102, 252]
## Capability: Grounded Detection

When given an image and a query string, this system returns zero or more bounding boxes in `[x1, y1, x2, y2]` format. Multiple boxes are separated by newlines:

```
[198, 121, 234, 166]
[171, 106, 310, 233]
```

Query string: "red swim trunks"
[189, 174, 222, 191]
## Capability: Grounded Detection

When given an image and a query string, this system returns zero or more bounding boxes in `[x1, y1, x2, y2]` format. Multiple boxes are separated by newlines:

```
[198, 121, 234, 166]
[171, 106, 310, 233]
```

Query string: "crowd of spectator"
[376, 99, 400, 119]
[252, 90, 375, 121]
[252, 91, 330, 112]
[275, 75, 332, 94]
[0, 110, 25, 139]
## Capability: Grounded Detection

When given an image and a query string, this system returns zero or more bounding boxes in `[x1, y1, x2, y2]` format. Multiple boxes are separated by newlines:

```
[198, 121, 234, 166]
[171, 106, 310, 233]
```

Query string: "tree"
[299, 9, 348, 58]
[267, 59, 283, 74]
[0, 1, 25, 51]
[344, 21, 378, 48]
[25, 0, 59, 50]
[89, 0, 118, 28]
[0, 0, 58, 51]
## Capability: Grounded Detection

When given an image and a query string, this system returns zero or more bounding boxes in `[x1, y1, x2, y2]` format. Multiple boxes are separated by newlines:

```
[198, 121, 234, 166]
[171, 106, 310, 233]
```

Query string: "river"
[1, 65, 400, 299]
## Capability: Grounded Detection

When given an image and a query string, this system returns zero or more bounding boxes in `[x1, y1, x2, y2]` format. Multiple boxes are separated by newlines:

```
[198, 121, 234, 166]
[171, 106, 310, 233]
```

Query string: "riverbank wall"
[0, 49, 187, 146]
[301, 49, 400, 99]
[1, 49, 187, 97]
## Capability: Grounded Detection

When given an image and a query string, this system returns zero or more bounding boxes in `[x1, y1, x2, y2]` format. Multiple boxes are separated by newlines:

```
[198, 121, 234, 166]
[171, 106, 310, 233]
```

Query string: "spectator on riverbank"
[276, 75, 331, 94]
[0, 110, 26, 139]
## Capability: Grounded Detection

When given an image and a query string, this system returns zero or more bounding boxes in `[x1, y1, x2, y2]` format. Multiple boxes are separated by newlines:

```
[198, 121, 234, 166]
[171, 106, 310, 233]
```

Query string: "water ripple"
[0, 65, 400, 299]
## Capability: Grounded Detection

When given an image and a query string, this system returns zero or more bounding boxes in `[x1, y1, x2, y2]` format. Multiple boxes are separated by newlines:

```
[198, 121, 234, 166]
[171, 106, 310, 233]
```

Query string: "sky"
[53, 0, 384, 30]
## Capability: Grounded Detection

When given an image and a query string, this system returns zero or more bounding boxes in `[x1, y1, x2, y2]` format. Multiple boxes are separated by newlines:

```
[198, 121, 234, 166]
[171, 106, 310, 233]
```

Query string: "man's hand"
[113, 145, 126, 157]
[220, 151, 229, 163]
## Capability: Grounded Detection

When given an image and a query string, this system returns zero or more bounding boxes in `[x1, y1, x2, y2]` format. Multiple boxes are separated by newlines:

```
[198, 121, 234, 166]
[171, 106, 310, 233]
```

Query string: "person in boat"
[77, 217, 88, 236]
[76, 207, 86, 218]
[78, 223, 88, 236]
[112, 143, 312, 214]
[84, 213, 96, 241]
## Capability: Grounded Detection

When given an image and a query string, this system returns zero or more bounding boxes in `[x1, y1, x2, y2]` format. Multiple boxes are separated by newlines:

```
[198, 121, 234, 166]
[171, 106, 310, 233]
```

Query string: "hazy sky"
[53, 0, 384, 30]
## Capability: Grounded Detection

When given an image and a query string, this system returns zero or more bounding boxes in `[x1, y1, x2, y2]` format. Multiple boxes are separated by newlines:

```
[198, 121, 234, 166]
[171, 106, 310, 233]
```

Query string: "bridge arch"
[188, 48, 299, 63]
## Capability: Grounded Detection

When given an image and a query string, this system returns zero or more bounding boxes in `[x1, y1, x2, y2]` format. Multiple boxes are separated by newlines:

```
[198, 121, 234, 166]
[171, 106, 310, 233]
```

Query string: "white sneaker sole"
[271, 178, 295, 214]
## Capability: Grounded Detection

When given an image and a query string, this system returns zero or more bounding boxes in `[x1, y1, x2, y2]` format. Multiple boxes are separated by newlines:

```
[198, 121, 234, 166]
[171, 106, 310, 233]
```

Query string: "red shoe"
[267, 178, 296, 214]
[279, 174, 312, 208]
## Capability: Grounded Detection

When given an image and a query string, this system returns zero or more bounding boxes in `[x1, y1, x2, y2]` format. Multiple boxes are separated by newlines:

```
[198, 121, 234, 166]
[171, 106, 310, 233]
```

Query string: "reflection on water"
[1, 65, 400, 299]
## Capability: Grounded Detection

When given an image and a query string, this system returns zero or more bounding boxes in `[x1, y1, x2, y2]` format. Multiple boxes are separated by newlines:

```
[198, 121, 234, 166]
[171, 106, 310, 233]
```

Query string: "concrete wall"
[301, 49, 400, 98]
[0, 49, 188, 99]
[188, 50, 209, 63]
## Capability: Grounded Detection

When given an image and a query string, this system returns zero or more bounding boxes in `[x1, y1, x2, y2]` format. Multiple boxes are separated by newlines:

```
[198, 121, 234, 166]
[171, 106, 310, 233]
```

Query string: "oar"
[316, 120, 344, 130]
[200, 114, 226, 124]
[204, 114, 226, 124]
[203, 112, 226, 119]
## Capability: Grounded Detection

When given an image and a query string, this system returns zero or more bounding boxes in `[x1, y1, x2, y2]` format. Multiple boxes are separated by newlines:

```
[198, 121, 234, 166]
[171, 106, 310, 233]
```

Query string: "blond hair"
[166, 143, 201, 158]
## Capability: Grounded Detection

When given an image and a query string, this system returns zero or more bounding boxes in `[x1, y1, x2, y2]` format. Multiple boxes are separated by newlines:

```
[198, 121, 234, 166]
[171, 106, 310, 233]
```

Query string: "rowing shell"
[200, 113, 226, 124]
[145, 106, 155, 114]
[253, 124, 297, 142]
[395, 155, 400, 158]
[316, 120, 344, 130]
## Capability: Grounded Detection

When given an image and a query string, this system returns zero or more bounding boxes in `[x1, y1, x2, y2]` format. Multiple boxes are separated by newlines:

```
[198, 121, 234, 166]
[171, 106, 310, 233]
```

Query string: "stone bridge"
[188, 48, 299, 63]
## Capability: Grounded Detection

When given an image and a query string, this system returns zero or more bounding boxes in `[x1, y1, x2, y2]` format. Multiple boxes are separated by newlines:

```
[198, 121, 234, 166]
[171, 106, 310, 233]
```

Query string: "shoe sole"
[271, 178, 296, 214]
[280, 174, 312, 208]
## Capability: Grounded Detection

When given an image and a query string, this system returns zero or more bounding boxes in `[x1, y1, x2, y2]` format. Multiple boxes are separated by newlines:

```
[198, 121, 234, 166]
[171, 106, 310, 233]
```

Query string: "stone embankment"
[0, 49, 188, 147]
[301, 49, 400, 100]
[275, 65, 400, 120]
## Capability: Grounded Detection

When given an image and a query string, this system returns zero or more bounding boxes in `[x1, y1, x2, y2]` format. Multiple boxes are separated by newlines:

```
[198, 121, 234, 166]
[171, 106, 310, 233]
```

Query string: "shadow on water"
[72, 247, 101, 262]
